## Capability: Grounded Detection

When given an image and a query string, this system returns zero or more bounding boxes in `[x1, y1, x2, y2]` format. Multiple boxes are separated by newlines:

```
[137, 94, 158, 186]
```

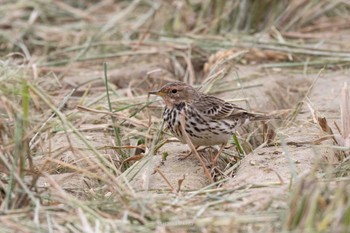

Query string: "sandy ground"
[129, 67, 346, 193]
[32, 65, 346, 200]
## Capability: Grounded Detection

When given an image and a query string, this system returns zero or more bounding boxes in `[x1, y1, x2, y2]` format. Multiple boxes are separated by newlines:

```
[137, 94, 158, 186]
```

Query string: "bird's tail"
[248, 112, 280, 121]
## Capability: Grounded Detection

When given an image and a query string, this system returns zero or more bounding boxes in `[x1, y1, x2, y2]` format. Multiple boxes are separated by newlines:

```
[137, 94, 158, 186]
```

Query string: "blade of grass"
[103, 63, 125, 160]
[233, 133, 244, 155]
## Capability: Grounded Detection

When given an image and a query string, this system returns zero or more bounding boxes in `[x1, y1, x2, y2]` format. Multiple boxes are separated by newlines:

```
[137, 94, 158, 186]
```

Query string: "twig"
[288, 67, 324, 124]
[177, 175, 186, 194]
[179, 112, 214, 183]
[154, 167, 175, 192]
[76, 105, 147, 127]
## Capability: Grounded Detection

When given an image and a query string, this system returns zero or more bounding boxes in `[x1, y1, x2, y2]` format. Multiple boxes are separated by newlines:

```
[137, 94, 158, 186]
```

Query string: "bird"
[149, 81, 273, 163]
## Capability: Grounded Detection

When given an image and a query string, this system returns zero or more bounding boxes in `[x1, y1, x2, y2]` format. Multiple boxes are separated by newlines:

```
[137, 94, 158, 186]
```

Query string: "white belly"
[170, 118, 234, 146]
[185, 132, 232, 146]
[164, 105, 236, 146]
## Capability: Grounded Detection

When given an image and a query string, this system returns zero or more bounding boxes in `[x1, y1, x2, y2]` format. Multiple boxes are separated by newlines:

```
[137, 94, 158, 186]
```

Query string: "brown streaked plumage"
[149, 81, 272, 161]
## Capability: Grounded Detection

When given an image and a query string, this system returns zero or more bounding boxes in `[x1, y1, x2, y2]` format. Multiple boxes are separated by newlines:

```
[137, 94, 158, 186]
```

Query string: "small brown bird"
[149, 82, 272, 162]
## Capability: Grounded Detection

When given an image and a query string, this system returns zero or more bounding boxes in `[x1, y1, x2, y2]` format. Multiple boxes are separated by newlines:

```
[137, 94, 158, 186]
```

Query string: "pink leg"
[213, 143, 226, 164]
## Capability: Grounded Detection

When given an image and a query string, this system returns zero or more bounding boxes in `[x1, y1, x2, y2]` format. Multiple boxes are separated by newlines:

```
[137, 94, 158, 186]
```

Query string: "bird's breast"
[163, 104, 237, 146]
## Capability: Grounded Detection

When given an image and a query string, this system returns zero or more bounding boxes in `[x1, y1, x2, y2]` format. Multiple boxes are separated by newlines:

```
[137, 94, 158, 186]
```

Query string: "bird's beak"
[148, 90, 164, 96]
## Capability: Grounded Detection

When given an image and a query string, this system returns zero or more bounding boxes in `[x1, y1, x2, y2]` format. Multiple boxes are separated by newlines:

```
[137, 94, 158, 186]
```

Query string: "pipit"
[149, 81, 272, 163]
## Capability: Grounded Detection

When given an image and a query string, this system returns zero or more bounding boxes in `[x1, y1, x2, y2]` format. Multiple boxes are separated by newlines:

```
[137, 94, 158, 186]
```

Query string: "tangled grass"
[1, 0, 350, 232]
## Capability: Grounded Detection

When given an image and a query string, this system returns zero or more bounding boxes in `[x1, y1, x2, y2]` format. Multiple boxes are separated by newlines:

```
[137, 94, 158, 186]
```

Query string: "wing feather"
[192, 95, 249, 120]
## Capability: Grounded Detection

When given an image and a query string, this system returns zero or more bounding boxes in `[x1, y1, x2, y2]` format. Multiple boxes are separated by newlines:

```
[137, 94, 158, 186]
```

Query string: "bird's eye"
[171, 89, 177, 94]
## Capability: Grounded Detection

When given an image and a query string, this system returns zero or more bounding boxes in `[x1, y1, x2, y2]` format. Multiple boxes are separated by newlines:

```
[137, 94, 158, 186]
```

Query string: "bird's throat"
[173, 102, 186, 111]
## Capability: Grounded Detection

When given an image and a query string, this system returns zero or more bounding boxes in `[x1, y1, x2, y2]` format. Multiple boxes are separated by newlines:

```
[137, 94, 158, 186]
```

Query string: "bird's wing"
[192, 95, 250, 120]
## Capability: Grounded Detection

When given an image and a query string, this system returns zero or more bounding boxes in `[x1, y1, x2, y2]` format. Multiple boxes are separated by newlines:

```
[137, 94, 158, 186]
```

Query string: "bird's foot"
[177, 145, 200, 160]
[178, 151, 193, 160]
[212, 143, 226, 165]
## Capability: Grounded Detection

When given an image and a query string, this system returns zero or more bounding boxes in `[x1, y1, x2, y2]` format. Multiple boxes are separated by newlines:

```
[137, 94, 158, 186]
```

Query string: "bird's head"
[149, 82, 200, 108]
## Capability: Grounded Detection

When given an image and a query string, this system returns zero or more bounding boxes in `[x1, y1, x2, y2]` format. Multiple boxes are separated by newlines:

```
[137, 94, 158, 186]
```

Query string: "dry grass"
[1, 0, 350, 232]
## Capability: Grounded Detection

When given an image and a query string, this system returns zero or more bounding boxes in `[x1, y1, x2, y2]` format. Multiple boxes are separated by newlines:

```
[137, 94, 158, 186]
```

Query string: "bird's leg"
[178, 145, 199, 160]
[179, 112, 214, 183]
[212, 143, 226, 165]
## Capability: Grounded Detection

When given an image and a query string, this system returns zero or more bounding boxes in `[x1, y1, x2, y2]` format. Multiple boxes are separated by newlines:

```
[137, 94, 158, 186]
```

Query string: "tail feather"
[229, 110, 281, 123]
[248, 113, 280, 121]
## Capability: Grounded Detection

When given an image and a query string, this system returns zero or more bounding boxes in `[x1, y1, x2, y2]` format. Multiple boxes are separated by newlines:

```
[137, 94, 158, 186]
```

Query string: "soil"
[33, 64, 346, 198]
[128, 67, 346, 193]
